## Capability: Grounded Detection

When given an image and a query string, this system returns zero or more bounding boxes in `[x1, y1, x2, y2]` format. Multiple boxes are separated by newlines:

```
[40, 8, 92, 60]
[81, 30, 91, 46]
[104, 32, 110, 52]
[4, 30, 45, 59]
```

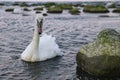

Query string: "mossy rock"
[69, 8, 80, 15]
[23, 8, 31, 11]
[5, 8, 14, 12]
[33, 7, 43, 11]
[107, 3, 116, 8]
[83, 5, 109, 13]
[44, 2, 56, 8]
[57, 4, 73, 10]
[76, 29, 120, 77]
[113, 7, 120, 13]
[20, 2, 29, 7]
[0, 3, 4, 6]
[12, 2, 19, 6]
[47, 6, 63, 13]
[31, 3, 41, 6]
[73, 4, 81, 7]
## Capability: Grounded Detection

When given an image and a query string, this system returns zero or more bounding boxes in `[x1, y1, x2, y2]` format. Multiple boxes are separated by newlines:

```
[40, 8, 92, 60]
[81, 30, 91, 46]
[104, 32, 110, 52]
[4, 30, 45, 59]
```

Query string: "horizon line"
[0, 0, 120, 2]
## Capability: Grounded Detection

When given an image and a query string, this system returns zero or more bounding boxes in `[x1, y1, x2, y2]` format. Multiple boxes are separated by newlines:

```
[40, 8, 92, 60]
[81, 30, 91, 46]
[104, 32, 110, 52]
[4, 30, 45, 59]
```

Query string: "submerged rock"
[99, 15, 110, 17]
[43, 13, 48, 16]
[76, 29, 120, 77]
[5, 8, 14, 12]
[12, 8, 23, 14]
[36, 11, 42, 14]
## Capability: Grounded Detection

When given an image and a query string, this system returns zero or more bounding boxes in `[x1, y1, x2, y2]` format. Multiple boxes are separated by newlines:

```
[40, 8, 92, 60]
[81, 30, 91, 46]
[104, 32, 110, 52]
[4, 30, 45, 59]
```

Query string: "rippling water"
[0, 6, 120, 80]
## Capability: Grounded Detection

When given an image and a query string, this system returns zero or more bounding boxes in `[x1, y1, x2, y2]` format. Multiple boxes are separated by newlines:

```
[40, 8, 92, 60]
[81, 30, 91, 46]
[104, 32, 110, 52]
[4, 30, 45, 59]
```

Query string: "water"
[0, 6, 120, 80]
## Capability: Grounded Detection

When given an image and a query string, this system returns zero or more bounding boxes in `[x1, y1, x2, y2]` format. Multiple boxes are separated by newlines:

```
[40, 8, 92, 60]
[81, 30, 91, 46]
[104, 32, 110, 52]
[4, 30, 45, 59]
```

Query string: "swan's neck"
[32, 26, 39, 44]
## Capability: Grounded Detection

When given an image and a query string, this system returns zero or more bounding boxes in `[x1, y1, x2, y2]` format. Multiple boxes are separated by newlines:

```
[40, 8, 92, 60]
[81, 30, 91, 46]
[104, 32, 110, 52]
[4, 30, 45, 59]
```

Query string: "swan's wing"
[38, 34, 62, 60]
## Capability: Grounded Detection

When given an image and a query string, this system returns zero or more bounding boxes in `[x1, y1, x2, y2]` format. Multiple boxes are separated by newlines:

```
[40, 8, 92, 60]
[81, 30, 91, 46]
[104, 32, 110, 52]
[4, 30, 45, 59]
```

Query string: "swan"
[21, 14, 62, 62]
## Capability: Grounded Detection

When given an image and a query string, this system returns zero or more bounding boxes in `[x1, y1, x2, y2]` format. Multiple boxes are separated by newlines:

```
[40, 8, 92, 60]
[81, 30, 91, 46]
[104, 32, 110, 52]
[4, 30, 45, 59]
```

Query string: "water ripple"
[0, 7, 120, 80]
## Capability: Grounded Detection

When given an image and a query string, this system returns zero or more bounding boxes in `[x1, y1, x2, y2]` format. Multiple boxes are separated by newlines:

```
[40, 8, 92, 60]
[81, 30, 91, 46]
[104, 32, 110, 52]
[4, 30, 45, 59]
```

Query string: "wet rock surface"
[77, 29, 120, 77]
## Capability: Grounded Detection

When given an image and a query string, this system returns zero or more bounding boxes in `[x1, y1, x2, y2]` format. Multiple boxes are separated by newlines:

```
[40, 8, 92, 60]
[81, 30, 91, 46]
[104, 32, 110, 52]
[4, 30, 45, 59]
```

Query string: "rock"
[33, 7, 43, 11]
[99, 15, 110, 17]
[76, 29, 120, 77]
[43, 13, 48, 16]
[36, 11, 42, 14]
[83, 5, 109, 13]
[47, 6, 63, 13]
[22, 13, 29, 16]
[113, 7, 120, 13]
[12, 8, 23, 14]
[69, 8, 80, 15]
[5, 8, 14, 12]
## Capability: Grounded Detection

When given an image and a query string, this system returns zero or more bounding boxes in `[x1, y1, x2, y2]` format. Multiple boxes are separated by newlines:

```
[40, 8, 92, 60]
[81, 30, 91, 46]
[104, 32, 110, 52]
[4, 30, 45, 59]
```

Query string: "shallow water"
[0, 6, 120, 80]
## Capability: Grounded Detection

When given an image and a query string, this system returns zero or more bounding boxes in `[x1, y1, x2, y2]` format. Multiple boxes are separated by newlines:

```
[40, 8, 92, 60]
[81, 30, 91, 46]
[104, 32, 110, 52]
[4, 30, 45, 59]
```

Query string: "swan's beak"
[37, 19, 43, 35]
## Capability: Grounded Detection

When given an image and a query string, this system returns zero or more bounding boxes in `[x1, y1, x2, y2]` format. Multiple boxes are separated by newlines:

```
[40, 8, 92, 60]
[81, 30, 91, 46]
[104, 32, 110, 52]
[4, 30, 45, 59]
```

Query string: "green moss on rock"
[47, 6, 63, 13]
[57, 4, 73, 10]
[76, 29, 120, 77]
[107, 3, 116, 8]
[83, 5, 109, 13]
[45, 2, 56, 8]
[113, 7, 120, 13]
[69, 8, 80, 15]
[20, 2, 29, 7]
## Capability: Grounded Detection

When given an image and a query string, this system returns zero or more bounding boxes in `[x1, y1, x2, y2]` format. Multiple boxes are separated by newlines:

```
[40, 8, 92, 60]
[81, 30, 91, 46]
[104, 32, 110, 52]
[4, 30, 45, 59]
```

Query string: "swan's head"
[36, 14, 43, 35]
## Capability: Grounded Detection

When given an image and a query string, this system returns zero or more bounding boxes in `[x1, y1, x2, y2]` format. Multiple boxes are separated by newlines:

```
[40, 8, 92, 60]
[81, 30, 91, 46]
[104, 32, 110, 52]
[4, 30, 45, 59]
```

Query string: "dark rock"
[5, 8, 14, 12]
[43, 13, 48, 16]
[36, 11, 42, 14]
[99, 15, 110, 17]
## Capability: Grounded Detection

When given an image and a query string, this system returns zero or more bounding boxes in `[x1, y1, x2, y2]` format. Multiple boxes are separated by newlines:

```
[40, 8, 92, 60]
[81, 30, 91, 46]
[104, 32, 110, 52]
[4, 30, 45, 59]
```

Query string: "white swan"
[21, 14, 62, 62]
